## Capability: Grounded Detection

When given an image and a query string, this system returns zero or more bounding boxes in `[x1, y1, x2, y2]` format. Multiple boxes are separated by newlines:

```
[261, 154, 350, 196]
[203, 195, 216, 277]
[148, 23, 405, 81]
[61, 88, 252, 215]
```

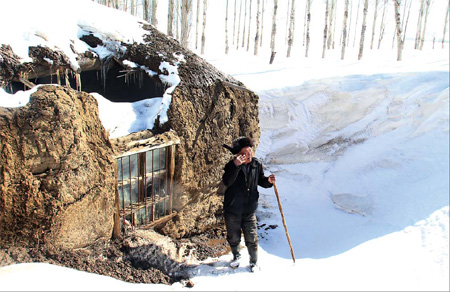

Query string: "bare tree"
[415, 0, 425, 49]
[347, 0, 353, 47]
[242, 0, 248, 48]
[237, 0, 243, 49]
[419, 0, 432, 50]
[196, 0, 201, 49]
[287, 0, 296, 57]
[394, 0, 404, 61]
[305, 0, 311, 57]
[370, 0, 379, 49]
[270, 0, 278, 64]
[151, 0, 158, 27]
[181, 0, 193, 48]
[341, 0, 350, 59]
[226, 0, 230, 54]
[233, 0, 237, 45]
[327, 0, 336, 49]
[143, 0, 149, 22]
[358, 0, 369, 60]
[201, 0, 207, 54]
[254, 0, 261, 55]
[322, 0, 330, 58]
[260, 0, 265, 47]
[303, 1, 308, 46]
[247, 0, 253, 51]
[402, 0, 413, 44]
[443, 0, 450, 48]
[286, 0, 291, 45]
[377, 0, 388, 49]
[168, 0, 174, 36]
[353, 0, 362, 47]
[176, 0, 180, 40]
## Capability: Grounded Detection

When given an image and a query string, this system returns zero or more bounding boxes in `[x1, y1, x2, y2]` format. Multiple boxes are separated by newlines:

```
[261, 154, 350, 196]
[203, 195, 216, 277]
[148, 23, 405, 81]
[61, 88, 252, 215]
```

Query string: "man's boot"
[230, 245, 241, 269]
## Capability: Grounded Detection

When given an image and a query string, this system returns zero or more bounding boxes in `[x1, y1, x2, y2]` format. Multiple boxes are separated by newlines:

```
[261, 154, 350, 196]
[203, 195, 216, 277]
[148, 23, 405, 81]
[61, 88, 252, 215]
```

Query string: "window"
[116, 145, 175, 234]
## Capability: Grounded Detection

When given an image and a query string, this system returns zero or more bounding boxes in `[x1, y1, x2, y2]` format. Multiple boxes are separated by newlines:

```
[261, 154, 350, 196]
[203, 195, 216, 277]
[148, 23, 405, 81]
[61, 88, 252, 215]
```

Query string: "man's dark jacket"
[222, 158, 273, 215]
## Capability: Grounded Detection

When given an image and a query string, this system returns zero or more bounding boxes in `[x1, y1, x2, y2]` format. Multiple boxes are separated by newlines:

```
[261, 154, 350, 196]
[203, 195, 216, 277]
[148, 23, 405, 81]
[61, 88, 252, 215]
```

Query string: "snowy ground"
[0, 0, 449, 291]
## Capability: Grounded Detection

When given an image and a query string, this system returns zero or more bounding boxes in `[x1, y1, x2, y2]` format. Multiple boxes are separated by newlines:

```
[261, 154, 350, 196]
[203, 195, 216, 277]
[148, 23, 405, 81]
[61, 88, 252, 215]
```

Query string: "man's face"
[238, 146, 253, 164]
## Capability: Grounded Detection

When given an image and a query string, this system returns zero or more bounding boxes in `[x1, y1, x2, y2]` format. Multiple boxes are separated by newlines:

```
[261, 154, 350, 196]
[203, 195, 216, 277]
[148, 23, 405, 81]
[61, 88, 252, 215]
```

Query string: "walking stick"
[273, 182, 296, 263]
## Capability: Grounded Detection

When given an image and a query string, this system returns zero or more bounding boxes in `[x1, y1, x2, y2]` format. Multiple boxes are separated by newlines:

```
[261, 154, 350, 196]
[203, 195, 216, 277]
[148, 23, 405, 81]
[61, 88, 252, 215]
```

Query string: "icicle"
[76, 73, 82, 92]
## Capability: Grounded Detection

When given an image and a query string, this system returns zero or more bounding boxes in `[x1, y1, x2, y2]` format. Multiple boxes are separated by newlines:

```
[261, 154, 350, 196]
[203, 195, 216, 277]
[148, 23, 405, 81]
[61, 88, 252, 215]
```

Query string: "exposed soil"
[0, 225, 229, 287]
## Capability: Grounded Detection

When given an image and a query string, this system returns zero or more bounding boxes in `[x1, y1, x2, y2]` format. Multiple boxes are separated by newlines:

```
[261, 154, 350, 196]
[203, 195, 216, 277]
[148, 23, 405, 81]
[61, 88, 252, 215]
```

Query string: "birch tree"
[322, 0, 330, 58]
[327, 0, 336, 49]
[377, 0, 388, 49]
[347, 0, 353, 47]
[181, 0, 193, 49]
[201, 0, 207, 54]
[247, 0, 253, 52]
[176, 0, 180, 39]
[151, 0, 158, 27]
[394, 0, 404, 61]
[254, 0, 261, 55]
[286, 0, 291, 45]
[442, 0, 449, 48]
[226, 0, 230, 54]
[196, 0, 201, 49]
[419, 0, 432, 50]
[270, 0, 278, 64]
[242, 0, 248, 48]
[415, 0, 425, 49]
[260, 0, 265, 47]
[233, 0, 237, 45]
[341, 0, 350, 59]
[358, 0, 369, 60]
[370, 0, 379, 49]
[237, 0, 242, 49]
[287, 0, 296, 57]
[305, 0, 311, 57]
[143, 0, 150, 22]
[168, 0, 174, 36]
[353, 0, 362, 47]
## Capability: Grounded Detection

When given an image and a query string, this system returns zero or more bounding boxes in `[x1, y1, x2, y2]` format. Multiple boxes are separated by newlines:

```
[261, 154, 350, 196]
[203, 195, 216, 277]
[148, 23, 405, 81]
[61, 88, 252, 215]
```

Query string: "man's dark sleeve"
[258, 162, 273, 188]
[222, 160, 241, 187]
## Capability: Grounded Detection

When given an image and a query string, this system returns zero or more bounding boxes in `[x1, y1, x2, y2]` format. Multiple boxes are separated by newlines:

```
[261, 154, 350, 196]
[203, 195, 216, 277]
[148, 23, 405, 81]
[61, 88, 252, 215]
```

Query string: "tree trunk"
[237, 0, 242, 49]
[377, 0, 388, 49]
[341, 0, 349, 59]
[143, 0, 149, 22]
[168, 0, 174, 37]
[353, 0, 362, 47]
[151, 0, 158, 27]
[370, 0, 379, 49]
[201, 0, 207, 54]
[303, 1, 308, 46]
[287, 0, 296, 57]
[305, 0, 311, 57]
[233, 0, 237, 45]
[419, 0, 431, 50]
[443, 0, 450, 49]
[254, 0, 260, 55]
[242, 0, 248, 48]
[196, 0, 201, 49]
[176, 0, 180, 40]
[358, 0, 369, 60]
[322, 0, 330, 58]
[402, 0, 413, 44]
[394, 0, 404, 61]
[327, 0, 335, 49]
[347, 0, 353, 47]
[270, 0, 278, 64]
[246, 0, 252, 52]
[226, 0, 230, 54]
[415, 0, 425, 49]
[260, 0, 265, 47]
[286, 0, 291, 45]
[181, 0, 193, 49]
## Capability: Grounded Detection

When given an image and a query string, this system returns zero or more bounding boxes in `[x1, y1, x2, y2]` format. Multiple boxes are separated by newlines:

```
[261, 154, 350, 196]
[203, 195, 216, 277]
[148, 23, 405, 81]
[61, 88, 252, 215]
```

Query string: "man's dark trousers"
[224, 211, 258, 264]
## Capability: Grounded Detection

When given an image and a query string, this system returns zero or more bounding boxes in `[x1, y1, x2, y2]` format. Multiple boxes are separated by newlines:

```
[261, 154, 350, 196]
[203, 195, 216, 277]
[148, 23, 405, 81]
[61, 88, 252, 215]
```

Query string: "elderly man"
[222, 137, 276, 272]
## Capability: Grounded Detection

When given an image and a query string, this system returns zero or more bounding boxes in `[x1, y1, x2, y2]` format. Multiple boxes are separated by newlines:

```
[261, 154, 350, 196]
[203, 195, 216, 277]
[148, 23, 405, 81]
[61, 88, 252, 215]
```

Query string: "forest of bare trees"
[93, 0, 449, 63]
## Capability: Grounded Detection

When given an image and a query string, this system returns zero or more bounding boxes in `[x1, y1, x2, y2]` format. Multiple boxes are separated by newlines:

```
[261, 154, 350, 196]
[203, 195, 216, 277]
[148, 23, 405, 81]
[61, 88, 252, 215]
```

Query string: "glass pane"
[153, 148, 160, 171]
[145, 178, 153, 199]
[159, 148, 166, 170]
[130, 154, 138, 178]
[123, 183, 131, 208]
[122, 156, 130, 180]
[146, 206, 153, 222]
[146, 150, 153, 174]
[131, 179, 139, 205]
[116, 159, 122, 181]
[118, 184, 124, 210]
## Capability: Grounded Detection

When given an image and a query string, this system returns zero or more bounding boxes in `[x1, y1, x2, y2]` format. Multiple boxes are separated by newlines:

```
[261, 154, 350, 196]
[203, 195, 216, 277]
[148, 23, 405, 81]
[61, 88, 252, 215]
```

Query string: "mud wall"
[0, 85, 116, 249]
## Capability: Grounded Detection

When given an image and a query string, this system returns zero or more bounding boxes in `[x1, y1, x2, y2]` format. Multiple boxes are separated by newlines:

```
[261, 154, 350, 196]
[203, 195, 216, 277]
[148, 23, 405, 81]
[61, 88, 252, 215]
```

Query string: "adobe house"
[0, 23, 260, 248]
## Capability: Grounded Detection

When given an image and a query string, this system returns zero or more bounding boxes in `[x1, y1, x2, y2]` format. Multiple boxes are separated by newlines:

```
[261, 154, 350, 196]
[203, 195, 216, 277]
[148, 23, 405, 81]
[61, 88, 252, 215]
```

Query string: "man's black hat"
[223, 136, 255, 154]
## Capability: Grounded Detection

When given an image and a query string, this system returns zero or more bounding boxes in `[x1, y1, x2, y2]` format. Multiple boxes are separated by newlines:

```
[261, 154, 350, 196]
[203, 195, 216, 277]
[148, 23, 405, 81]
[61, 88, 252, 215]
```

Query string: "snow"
[0, 0, 449, 291]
